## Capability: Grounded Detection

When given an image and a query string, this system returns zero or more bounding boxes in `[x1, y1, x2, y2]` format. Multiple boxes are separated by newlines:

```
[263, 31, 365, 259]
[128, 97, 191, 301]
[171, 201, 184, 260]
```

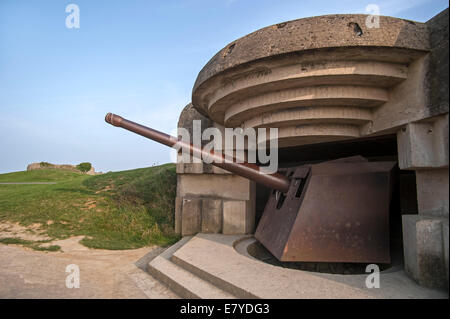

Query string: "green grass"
[0, 237, 61, 251]
[0, 169, 83, 182]
[0, 164, 180, 250]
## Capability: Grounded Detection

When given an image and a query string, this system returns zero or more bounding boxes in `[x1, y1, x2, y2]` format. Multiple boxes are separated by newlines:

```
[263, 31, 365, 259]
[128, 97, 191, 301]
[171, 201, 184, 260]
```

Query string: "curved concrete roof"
[193, 14, 429, 93]
[191, 13, 431, 148]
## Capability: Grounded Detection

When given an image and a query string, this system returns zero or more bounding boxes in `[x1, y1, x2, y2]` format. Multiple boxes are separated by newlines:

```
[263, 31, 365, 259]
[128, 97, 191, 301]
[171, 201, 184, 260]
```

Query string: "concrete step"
[146, 236, 235, 299]
[148, 256, 235, 299]
[171, 235, 258, 299]
[171, 234, 449, 299]
[127, 266, 180, 299]
[171, 234, 376, 298]
[143, 234, 448, 299]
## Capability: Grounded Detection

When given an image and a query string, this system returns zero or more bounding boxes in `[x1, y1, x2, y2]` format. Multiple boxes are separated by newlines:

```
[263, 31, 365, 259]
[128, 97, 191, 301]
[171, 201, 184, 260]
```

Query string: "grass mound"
[0, 169, 83, 182]
[0, 164, 180, 250]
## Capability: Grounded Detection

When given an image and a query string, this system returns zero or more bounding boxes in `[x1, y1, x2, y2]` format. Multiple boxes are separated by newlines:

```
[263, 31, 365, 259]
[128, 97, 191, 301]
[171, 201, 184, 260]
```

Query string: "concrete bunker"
[174, 10, 448, 289]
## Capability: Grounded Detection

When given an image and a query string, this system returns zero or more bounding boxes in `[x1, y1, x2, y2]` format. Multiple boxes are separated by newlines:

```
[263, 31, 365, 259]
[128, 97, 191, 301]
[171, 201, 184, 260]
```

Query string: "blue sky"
[0, 0, 448, 173]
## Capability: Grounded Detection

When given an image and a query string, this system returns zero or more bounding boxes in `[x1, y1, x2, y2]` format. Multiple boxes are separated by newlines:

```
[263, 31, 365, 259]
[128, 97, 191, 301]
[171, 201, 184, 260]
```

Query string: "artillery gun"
[105, 113, 395, 264]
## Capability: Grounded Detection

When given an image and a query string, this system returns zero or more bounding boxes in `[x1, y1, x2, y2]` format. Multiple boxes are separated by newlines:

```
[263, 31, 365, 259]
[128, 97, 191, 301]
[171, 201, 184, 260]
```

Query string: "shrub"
[76, 162, 92, 173]
[40, 162, 52, 167]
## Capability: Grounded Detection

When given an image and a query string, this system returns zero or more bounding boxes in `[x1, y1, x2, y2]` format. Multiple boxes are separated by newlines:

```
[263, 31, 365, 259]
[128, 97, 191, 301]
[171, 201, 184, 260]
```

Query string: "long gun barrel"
[105, 113, 291, 193]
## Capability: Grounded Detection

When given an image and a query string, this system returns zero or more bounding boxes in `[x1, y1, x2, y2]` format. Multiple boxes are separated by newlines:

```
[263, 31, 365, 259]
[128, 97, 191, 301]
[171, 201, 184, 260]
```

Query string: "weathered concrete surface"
[174, 196, 183, 234]
[193, 50, 429, 146]
[147, 236, 234, 299]
[180, 198, 202, 235]
[193, 14, 429, 92]
[396, 112, 448, 289]
[397, 114, 449, 170]
[201, 199, 222, 233]
[176, 104, 255, 236]
[190, 11, 447, 148]
[426, 8, 449, 117]
[191, 13, 431, 147]
[416, 168, 449, 217]
[0, 237, 177, 299]
[176, 191, 255, 236]
[177, 103, 213, 146]
[402, 215, 448, 289]
[443, 221, 449, 288]
[178, 174, 253, 200]
[169, 234, 448, 299]
[223, 200, 254, 235]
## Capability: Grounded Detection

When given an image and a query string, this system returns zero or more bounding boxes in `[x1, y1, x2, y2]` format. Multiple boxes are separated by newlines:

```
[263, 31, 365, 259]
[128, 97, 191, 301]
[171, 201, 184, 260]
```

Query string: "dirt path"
[0, 237, 178, 298]
[0, 221, 52, 241]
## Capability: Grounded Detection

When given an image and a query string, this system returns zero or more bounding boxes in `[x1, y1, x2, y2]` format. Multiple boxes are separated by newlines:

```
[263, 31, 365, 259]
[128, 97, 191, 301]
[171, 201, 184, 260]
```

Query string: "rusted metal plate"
[255, 158, 396, 263]
[255, 166, 308, 261]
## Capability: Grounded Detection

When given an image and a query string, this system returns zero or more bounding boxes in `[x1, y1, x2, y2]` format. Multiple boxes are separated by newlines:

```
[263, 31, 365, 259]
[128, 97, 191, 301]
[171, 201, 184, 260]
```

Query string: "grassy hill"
[0, 169, 84, 182]
[0, 164, 180, 250]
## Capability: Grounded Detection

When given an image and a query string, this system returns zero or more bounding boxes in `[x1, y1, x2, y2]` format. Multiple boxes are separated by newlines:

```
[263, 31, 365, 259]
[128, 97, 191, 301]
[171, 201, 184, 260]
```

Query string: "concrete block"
[223, 200, 254, 235]
[177, 174, 253, 200]
[443, 220, 449, 288]
[176, 162, 184, 174]
[426, 9, 449, 117]
[397, 115, 449, 170]
[402, 215, 447, 289]
[182, 163, 204, 174]
[203, 163, 214, 174]
[176, 157, 212, 174]
[416, 168, 449, 217]
[201, 199, 223, 233]
[432, 114, 449, 166]
[397, 122, 433, 169]
[212, 166, 233, 174]
[181, 198, 202, 236]
[175, 197, 183, 234]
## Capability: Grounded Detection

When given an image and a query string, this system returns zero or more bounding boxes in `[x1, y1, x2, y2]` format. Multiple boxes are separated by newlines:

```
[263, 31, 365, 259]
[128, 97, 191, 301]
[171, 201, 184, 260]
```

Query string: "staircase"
[146, 236, 235, 299]
[141, 233, 449, 299]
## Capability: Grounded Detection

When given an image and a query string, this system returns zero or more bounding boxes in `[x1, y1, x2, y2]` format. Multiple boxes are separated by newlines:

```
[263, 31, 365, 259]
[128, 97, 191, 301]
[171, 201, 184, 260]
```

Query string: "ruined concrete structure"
[27, 162, 97, 175]
[175, 10, 449, 289]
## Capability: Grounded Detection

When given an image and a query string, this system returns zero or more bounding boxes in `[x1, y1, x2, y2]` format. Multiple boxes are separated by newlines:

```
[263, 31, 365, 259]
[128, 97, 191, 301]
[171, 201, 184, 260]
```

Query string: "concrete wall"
[175, 104, 256, 236]
[176, 164, 256, 236]
[397, 9, 449, 290]
[398, 114, 449, 289]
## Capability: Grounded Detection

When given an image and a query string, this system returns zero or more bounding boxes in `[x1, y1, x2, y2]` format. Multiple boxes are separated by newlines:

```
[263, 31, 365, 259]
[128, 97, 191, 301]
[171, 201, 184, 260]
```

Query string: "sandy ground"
[0, 221, 52, 241]
[0, 236, 178, 299]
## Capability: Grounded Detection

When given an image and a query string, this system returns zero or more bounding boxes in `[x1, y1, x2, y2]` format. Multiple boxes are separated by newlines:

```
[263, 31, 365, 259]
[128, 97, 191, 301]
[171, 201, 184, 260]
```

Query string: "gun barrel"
[105, 113, 290, 193]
